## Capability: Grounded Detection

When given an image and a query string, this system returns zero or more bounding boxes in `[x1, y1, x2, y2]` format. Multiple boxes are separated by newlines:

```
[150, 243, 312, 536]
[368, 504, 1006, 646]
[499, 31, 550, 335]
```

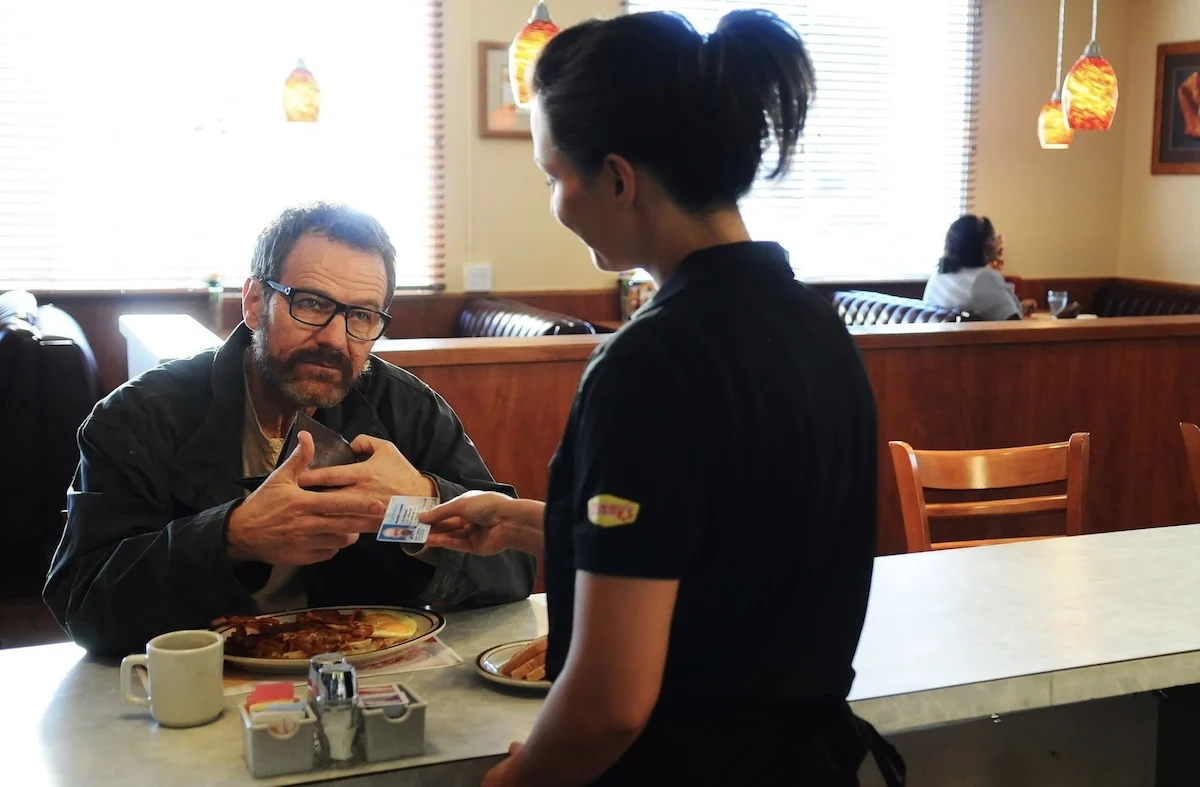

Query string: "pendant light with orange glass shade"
[1037, 0, 1073, 149]
[509, 2, 560, 109]
[283, 58, 321, 123]
[1062, 0, 1118, 131]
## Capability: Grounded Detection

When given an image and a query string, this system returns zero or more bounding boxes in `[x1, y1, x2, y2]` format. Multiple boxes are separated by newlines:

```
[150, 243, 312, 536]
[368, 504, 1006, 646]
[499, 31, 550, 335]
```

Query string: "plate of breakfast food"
[475, 637, 551, 690]
[212, 606, 445, 673]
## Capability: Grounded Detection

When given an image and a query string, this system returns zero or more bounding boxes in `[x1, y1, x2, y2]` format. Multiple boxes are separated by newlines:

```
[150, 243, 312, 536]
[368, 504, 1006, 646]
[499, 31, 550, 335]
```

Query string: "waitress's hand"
[481, 742, 523, 787]
[420, 492, 545, 558]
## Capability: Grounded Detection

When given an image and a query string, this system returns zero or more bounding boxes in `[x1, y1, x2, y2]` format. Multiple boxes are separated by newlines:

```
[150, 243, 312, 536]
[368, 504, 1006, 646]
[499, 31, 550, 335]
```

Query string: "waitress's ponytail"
[704, 10, 815, 180]
[533, 10, 815, 212]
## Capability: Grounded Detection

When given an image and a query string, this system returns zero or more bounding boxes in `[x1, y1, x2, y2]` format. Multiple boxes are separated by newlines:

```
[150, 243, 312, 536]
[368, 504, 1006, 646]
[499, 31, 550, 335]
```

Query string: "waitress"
[421, 9, 902, 787]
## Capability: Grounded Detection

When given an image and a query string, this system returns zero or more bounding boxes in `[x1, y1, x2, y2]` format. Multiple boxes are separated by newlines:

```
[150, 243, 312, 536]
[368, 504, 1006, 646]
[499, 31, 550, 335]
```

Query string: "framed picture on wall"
[1152, 40, 1200, 175]
[478, 41, 531, 140]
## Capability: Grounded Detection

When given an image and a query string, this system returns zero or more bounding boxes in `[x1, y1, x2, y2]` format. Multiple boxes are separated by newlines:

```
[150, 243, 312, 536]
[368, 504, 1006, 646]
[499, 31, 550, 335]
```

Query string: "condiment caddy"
[240, 652, 427, 779]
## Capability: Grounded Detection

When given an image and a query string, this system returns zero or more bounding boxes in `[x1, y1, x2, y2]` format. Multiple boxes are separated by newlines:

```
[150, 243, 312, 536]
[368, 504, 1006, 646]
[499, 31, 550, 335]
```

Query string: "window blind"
[0, 1, 444, 291]
[623, 0, 980, 280]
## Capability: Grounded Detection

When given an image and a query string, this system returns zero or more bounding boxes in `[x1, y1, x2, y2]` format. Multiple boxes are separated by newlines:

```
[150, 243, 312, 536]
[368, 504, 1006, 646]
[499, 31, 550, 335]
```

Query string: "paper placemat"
[135, 637, 462, 698]
[222, 636, 463, 696]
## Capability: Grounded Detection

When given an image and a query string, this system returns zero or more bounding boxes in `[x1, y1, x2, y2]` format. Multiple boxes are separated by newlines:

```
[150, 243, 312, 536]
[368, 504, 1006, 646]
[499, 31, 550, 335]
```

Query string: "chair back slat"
[889, 434, 1090, 552]
[912, 443, 1071, 491]
[926, 494, 1067, 520]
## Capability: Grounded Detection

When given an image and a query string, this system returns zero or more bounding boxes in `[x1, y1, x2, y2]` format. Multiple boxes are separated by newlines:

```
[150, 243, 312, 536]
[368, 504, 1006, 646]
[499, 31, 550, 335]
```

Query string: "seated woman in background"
[923, 214, 1035, 321]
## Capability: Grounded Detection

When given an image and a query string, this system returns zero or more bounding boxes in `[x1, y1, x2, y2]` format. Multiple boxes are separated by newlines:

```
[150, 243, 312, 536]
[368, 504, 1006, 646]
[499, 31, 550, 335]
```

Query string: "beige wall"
[975, 0, 1129, 279]
[443, 0, 622, 293]
[1116, 0, 1200, 282]
[441, 0, 1133, 292]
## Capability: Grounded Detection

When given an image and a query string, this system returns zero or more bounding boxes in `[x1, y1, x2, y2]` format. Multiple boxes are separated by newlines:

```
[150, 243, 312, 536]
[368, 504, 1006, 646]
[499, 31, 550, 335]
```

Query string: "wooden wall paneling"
[376, 318, 1200, 558]
[402, 358, 587, 501]
[860, 325, 1200, 554]
[375, 336, 600, 500]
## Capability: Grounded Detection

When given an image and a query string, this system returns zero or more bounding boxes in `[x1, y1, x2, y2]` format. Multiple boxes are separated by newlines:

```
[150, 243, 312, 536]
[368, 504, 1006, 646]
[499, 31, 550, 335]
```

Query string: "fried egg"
[363, 612, 419, 640]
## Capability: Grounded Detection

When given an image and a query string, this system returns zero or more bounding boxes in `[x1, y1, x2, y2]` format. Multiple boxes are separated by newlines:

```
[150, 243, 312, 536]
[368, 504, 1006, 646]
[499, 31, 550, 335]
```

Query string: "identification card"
[376, 495, 438, 544]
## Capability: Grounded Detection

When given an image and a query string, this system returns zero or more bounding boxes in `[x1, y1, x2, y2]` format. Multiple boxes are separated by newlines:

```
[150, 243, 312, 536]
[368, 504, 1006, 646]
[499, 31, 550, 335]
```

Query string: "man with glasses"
[45, 203, 537, 655]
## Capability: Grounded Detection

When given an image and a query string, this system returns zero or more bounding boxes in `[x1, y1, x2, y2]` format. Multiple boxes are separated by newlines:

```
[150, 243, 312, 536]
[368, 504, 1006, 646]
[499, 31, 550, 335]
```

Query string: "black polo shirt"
[543, 242, 878, 715]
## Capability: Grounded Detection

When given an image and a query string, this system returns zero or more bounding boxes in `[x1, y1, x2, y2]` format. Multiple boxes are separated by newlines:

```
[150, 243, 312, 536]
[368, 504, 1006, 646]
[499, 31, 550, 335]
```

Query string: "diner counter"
[8, 523, 1200, 785]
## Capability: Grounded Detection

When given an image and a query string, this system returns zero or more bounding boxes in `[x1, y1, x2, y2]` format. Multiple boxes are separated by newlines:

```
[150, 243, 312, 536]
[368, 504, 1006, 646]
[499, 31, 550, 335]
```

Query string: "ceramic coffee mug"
[121, 630, 224, 727]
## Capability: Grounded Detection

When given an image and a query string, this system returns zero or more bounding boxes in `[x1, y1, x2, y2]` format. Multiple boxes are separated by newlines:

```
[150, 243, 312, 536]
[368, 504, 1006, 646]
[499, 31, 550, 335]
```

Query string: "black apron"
[591, 700, 905, 786]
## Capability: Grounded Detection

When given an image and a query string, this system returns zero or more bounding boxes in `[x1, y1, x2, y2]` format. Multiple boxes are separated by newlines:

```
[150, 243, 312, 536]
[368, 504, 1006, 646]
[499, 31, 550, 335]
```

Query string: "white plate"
[213, 605, 445, 674]
[475, 640, 551, 690]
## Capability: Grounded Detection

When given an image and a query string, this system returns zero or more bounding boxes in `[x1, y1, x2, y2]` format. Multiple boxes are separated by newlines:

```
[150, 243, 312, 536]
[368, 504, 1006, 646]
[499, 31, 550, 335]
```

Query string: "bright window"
[624, 0, 980, 280]
[0, 1, 444, 291]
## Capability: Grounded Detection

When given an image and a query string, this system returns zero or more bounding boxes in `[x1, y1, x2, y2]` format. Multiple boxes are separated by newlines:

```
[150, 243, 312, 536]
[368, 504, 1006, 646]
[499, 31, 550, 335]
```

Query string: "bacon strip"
[217, 610, 379, 660]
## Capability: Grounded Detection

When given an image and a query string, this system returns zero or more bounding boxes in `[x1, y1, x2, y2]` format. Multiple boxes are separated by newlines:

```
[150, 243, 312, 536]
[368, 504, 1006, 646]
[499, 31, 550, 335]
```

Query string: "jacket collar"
[164, 322, 390, 514]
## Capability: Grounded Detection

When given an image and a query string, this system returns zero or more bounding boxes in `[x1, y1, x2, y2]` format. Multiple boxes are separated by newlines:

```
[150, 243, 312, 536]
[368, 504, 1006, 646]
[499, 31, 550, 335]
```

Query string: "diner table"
[1027, 310, 1099, 320]
[8, 524, 1200, 786]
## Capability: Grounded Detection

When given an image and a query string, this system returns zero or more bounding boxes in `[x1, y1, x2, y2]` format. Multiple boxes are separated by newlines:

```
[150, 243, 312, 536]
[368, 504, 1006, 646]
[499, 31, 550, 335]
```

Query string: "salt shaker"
[308, 653, 345, 704]
[315, 661, 359, 766]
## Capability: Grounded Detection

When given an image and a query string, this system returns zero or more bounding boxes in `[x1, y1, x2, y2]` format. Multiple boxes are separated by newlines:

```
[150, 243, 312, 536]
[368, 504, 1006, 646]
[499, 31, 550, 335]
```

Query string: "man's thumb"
[280, 431, 315, 476]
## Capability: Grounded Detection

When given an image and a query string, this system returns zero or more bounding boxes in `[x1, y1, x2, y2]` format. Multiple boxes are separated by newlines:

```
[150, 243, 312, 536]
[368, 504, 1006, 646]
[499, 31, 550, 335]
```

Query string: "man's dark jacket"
[44, 324, 537, 655]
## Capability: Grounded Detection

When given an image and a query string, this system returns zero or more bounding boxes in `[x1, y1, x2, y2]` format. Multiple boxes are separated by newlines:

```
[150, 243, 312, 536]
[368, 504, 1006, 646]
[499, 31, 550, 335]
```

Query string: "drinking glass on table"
[1047, 290, 1069, 317]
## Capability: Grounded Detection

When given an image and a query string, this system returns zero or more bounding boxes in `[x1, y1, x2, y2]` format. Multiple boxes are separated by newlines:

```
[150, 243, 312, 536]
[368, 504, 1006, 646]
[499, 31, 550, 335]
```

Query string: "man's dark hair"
[250, 202, 397, 305]
[532, 10, 815, 213]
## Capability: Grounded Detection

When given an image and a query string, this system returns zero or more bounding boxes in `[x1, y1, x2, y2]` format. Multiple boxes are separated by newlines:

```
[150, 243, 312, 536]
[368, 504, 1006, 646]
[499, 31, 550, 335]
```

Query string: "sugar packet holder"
[357, 683, 427, 763]
[241, 700, 320, 779]
[241, 684, 427, 778]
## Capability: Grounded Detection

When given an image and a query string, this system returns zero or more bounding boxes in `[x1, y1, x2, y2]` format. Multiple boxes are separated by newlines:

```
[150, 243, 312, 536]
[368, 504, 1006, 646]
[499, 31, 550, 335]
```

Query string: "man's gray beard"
[249, 321, 363, 410]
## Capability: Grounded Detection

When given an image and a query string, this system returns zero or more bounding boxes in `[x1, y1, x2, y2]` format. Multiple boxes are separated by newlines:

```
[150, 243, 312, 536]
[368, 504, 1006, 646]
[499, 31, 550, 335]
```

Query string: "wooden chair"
[889, 433, 1090, 552]
[1179, 423, 1200, 508]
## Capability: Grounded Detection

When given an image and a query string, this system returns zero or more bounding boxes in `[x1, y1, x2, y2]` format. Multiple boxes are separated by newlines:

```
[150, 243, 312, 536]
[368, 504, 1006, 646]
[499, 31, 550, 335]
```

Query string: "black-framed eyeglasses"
[263, 279, 391, 341]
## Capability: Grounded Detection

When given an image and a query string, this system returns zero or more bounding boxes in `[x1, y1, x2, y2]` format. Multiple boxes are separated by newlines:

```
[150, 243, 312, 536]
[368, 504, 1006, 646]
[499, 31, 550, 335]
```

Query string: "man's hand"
[226, 432, 385, 565]
[298, 435, 436, 508]
[419, 491, 545, 557]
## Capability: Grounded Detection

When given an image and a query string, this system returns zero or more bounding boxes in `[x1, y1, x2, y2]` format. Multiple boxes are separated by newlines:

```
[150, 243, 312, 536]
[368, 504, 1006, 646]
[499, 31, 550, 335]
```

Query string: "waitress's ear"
[603, 154, 637, 206]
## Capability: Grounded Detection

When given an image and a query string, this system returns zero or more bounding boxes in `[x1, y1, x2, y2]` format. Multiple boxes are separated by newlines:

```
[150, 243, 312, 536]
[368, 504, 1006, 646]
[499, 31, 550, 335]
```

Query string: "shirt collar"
[649, 241, 794, 307]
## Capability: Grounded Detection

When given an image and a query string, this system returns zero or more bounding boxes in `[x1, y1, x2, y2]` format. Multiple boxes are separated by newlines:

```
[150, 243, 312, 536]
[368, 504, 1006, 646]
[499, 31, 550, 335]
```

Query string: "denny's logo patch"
[587, 495, 640, 528]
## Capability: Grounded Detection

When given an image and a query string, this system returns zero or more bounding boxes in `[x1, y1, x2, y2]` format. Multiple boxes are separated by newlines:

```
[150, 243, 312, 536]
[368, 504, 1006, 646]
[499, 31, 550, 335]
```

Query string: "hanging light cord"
[1091, 0, 1098, 42]
[1055, 0, 1066, 88]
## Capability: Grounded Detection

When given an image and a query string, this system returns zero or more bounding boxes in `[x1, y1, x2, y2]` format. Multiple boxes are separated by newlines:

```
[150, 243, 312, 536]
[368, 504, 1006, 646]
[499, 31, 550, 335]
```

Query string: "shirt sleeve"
[970, 269, 1023, 321]
[567, 351, 707, 580]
